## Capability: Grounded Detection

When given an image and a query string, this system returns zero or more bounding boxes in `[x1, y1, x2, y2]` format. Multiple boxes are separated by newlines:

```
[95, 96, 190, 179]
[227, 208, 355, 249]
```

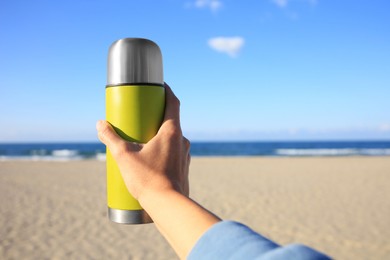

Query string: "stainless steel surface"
[107, 38, 163, 86]
[108, 208, 153, 224]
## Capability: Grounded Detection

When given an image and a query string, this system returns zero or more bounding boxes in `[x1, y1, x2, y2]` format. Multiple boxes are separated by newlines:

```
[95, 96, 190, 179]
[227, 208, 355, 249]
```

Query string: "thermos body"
[106, 38, 165, 224]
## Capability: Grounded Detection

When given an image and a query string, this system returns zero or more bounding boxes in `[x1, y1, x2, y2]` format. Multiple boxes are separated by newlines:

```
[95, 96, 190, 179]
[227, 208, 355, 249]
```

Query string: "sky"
[0, 0, 389, 142]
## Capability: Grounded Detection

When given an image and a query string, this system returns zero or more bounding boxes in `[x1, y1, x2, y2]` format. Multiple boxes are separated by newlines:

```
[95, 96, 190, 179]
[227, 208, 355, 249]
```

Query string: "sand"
[1, 157, 390, 259]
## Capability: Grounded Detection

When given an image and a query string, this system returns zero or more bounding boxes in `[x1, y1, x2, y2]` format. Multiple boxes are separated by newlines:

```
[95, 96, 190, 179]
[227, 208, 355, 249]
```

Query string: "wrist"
[138, 184, 221, 259]
[137, 179, 180, 209]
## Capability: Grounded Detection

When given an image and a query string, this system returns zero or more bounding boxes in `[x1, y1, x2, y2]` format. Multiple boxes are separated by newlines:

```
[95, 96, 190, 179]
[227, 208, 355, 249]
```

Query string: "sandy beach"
[1, 157, 390, 259]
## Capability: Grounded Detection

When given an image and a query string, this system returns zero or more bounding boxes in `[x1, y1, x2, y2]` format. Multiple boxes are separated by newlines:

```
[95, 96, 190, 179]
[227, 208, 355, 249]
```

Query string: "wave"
[0, 149, 104, 161]
[275, 148, 390, 157]
[95, 153, 106, 161]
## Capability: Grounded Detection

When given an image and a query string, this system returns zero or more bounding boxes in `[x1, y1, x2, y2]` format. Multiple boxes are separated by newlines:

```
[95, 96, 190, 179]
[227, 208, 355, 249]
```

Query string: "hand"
[97, 83, 219, 259]
[96, 83, 191, 203]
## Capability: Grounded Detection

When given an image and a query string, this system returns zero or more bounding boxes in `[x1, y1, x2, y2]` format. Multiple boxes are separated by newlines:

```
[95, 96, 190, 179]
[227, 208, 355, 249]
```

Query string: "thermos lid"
[107, 38, 163, 86]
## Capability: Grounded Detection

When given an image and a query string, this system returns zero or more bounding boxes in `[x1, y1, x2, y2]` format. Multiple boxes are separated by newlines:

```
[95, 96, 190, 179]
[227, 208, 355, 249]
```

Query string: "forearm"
[139, 188, 221, 259]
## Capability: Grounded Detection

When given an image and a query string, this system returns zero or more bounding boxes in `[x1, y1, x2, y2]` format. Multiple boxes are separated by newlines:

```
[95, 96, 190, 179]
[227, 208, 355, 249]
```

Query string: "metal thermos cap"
[107, 38, 163, 86]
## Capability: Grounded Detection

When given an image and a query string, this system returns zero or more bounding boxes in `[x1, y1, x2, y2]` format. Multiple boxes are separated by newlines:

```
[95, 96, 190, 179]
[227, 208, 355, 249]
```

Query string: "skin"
[96, 84, 221, 259]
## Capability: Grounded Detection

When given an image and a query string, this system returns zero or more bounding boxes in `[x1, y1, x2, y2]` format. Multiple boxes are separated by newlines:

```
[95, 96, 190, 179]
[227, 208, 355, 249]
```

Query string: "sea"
[0, 141, 390, 161]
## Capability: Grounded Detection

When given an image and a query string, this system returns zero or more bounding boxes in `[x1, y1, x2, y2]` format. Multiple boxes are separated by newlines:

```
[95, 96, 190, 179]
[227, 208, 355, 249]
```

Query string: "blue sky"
[0, 0, 389, 142]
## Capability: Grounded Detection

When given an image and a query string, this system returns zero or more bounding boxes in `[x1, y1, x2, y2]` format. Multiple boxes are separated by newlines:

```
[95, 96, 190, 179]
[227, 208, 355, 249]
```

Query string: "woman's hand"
[97, 83, 219, 259]
[96, 83, 190, 203]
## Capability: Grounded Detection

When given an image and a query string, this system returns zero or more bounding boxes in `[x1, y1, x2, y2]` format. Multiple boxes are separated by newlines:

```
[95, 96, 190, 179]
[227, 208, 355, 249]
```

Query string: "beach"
[1, 157, 390, 259]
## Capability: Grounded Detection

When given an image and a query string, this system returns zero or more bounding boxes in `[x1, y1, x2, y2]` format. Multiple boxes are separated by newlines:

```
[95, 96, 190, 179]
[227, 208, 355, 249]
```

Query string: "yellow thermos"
[106, 38, 165, 224]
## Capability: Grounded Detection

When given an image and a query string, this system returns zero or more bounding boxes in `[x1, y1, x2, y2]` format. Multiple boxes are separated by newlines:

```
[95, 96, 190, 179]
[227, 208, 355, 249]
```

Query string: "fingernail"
[96, 120, 105, 131]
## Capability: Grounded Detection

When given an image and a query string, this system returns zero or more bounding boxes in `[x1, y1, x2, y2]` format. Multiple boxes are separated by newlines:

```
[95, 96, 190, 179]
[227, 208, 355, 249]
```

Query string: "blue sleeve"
[188, 221, 331, 260]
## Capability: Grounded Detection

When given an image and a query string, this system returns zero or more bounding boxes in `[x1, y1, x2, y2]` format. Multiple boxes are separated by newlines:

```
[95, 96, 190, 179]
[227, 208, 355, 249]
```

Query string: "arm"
[97, 83, 330, 260]
[96, 83, 220, 259]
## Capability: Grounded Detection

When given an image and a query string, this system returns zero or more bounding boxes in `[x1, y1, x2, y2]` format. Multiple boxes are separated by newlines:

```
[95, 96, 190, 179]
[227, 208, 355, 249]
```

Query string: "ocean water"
[0, 141, 390, 161]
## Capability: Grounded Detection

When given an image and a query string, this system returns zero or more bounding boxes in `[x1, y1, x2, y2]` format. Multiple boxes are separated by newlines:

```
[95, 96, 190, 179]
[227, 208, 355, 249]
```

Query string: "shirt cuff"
[187, 221, 279, 260]
[187, 220, 331, 260]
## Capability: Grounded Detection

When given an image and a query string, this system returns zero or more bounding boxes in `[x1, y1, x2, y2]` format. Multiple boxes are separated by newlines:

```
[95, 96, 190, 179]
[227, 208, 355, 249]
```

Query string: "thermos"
[106, 38, 165, 224]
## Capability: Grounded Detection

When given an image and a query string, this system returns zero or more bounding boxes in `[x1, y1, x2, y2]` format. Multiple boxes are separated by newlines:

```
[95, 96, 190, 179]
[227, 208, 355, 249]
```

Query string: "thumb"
[96, 120, 127, 155]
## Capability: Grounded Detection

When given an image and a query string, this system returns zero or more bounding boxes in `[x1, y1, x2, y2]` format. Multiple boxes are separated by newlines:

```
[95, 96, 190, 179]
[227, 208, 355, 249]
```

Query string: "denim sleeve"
[187, 221, 331, 260]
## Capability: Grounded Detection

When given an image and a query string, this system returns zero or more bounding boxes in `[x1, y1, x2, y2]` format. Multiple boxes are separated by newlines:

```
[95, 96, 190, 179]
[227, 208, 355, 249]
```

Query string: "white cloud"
[271, 0, 318, 8]
[208, 37, 245, 57]
[272, 0, 288, 8]
[194, 0, 222, 11]
[379, 123, 390, 132]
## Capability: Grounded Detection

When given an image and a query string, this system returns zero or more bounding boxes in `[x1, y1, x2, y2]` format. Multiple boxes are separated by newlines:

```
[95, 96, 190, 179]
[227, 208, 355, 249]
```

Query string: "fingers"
[163, 82, 181, 126]
[183, 137, 191, 153]
[96, 120, 134, 158]
[183, 137, 191, 197]
[96, 120, 120, 145]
